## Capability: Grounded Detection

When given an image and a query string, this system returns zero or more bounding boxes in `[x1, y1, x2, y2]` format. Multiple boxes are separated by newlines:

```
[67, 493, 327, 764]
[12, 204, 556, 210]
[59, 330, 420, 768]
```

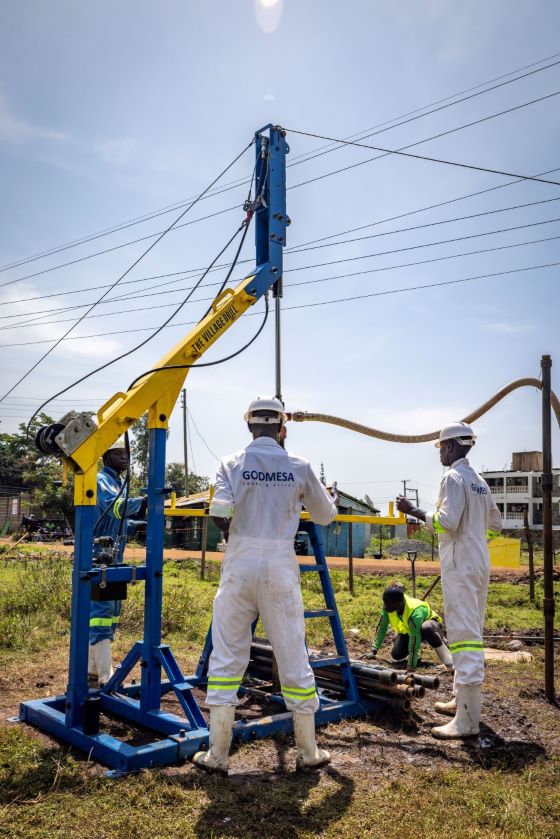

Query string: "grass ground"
[0, 552, 559, 839]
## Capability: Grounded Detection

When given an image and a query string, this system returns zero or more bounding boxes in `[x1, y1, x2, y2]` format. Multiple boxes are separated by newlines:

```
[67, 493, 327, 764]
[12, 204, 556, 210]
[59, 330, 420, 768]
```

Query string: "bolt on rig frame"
[18, 125, 405, 773]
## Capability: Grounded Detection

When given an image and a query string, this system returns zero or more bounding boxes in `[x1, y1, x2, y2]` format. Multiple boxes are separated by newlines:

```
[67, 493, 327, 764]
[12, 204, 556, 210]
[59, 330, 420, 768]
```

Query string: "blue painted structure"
[18, 126, 382, 773]
[315, 490, 379, 558]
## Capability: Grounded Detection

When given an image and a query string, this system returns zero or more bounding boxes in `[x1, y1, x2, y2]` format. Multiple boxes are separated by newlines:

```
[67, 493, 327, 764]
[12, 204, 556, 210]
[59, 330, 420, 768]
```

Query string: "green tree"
[0, 413, 74, 520]
[165, 462, 210, 496]
[130, 414, 149, 486]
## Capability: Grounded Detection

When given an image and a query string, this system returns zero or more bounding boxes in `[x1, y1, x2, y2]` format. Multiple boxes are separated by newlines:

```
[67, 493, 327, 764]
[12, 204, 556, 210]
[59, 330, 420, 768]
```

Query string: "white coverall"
[207, 437, 337, 713]
[425, 457, 502, 686]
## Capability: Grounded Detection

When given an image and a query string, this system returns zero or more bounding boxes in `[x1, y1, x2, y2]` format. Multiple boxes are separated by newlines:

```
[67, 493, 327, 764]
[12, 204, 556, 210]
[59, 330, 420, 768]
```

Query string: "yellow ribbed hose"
[288, 378, 560, 443]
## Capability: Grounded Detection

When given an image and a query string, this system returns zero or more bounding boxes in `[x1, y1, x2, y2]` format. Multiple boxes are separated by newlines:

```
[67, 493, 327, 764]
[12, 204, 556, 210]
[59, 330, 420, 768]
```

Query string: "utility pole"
[401, 479, 408, 500]
[181, 389, 189, 498]
[541, 354, 555, 702]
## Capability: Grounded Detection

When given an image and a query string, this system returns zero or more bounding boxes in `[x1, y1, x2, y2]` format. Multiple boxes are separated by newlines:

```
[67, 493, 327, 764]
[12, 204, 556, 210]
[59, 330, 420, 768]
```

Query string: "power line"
[187, 407, 220, 463]
[3, 52, 559, 277]
[0, 141, 255, 404]
[4, 158, 559, 313]
[27, 217, 251, 424]
[4, 196, 559, 328]
[3, 86, 560, 294]
[0, 217, 560, 332]
[1, 259, 556, 351]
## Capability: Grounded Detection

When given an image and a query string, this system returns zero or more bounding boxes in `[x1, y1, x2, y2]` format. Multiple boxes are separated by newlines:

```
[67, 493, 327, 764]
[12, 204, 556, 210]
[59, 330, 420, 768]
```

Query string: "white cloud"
[0, 89, 68, 145]
[477, 320, 533, 336]
[92, 138, 138, 167]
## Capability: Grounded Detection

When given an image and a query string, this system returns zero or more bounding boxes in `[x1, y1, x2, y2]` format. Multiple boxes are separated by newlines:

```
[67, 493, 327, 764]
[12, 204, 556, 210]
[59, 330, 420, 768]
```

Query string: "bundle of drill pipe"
[246, 642, 440, 714]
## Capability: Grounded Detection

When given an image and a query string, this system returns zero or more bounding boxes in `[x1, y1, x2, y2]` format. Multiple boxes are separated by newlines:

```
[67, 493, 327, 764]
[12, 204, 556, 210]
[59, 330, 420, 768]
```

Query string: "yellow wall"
[488, 536, 521, 567]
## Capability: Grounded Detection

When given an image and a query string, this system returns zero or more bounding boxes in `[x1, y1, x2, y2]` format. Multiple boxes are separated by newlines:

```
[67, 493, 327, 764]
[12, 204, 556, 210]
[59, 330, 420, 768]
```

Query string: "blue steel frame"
[18, 125, 381, 774]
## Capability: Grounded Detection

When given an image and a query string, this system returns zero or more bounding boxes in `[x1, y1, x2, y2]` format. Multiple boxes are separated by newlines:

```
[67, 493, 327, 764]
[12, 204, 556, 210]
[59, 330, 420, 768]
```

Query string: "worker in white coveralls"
[192, 396, 337, 774]
[396, 422, 502, 739]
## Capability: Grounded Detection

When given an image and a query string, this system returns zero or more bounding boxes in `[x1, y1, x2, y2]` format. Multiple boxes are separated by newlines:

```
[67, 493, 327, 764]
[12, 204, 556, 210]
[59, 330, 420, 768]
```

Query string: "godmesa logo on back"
[242, 470, 295, 482]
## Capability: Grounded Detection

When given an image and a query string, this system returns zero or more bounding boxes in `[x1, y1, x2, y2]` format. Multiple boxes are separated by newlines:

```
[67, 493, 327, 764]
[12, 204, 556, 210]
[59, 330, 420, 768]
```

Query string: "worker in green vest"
[369, 583, 453, 670]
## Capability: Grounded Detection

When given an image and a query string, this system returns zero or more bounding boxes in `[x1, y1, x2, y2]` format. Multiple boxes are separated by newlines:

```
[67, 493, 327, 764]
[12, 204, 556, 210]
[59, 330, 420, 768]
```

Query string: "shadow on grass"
[318, 709, 548, 774]
[167, 739, 355, 839]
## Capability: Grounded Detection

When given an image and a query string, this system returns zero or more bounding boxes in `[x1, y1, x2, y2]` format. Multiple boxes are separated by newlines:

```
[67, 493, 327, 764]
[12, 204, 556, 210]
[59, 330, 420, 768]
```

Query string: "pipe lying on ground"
[248, 644, 438, 710]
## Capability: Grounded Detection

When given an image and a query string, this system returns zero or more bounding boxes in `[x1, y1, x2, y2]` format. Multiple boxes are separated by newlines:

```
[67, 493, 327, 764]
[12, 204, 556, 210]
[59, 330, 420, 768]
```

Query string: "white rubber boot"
[94, 639, 113, 687]
[88, 645, 97, 680]
[435, 643, 454, 670]
[193, 706, 235, 775]
[434, 670, 456, 715]
[431, 684, 481, 739]
[293, 712, 331, 770]
[434, 695, 457, 716]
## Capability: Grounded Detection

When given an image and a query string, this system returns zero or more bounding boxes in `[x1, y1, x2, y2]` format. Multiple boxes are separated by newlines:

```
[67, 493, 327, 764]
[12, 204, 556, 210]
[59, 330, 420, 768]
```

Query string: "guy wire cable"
[284, 126, 560, 188]
[2, 138, 255, 406]
[3, 50, 560, 276]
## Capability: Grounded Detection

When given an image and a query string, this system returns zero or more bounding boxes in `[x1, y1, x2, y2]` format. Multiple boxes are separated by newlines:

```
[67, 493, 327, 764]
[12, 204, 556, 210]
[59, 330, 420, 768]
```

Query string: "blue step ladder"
[195, 520, 363, 726]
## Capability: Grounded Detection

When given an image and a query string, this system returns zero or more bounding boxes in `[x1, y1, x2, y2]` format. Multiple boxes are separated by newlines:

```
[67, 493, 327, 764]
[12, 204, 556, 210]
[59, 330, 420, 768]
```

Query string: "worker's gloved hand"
[396, 496, 415, 515]
[139, 497, 148, 518]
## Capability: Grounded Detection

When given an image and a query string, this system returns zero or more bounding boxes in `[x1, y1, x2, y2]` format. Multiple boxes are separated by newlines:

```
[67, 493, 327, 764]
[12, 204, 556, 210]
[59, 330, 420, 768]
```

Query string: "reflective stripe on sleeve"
[449, 640, 484, 653]
[113, 498, 124, 519]
[432, 514, 446, 533]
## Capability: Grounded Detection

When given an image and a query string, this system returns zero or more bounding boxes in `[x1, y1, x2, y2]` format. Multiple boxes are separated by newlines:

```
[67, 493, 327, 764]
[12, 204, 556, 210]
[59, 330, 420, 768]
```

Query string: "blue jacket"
[89, 466, 145, 644]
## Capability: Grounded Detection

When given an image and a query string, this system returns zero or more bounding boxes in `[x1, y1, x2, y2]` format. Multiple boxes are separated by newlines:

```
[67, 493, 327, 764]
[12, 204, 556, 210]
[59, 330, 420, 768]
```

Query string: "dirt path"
[1, 538, 530, 577]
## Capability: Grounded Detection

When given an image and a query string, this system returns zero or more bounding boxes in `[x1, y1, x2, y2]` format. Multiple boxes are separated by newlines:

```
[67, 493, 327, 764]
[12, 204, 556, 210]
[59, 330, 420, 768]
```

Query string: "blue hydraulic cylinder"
[140, 427, 167, 712]
[65, 504, 96, 727]
[254, 125, 289, 284]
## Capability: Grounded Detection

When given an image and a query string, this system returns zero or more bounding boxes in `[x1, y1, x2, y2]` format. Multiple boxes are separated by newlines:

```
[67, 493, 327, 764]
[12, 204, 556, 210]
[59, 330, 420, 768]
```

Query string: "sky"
[1, 0, 559, 510]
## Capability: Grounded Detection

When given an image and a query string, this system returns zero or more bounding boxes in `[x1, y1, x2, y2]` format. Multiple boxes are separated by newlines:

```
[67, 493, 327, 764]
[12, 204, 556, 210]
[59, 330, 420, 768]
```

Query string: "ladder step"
[173, 681, 195, 693]
[300, 564, 327, 573]
[304, 609, 335, 619]
[310, 656, 348, 669]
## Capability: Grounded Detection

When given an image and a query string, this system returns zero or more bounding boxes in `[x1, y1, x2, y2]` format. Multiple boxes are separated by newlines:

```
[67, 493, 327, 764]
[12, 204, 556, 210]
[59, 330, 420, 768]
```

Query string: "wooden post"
[541, 354, 555, 702]
[523, 508, 535, 604]
[200, 514, 208, 581]
[348, 511, 354, 596]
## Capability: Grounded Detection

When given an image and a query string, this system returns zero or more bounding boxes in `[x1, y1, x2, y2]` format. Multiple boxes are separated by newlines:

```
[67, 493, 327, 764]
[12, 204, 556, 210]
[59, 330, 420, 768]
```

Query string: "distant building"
[164, 491, 222, 551]
[309, 488, 380, 558]
[165, 487, 381, 557]
[481, 451, 560, 531]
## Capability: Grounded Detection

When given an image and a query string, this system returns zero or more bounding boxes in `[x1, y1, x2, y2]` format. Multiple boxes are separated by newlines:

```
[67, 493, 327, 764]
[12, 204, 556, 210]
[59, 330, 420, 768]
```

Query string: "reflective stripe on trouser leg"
[257, 549, 319, 714]
[205, 548, 258, 706]
[441, 560, 488, 686]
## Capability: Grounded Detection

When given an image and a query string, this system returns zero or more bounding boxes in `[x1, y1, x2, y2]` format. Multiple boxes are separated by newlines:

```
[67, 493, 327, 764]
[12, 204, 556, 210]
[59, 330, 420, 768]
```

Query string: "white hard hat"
[107, 437, 126, 451]
[436, 421, 476, 448]
[244, 396, 287, 424]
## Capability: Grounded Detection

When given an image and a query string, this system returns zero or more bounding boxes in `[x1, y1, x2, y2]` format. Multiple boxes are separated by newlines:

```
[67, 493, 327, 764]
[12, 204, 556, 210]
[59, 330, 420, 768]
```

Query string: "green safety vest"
[387, 594, 440, 636]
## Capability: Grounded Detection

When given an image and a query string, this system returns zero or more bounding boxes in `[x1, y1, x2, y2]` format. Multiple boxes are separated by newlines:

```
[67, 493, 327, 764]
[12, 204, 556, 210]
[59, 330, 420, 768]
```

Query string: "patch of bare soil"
[2, 636, 559, 783]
